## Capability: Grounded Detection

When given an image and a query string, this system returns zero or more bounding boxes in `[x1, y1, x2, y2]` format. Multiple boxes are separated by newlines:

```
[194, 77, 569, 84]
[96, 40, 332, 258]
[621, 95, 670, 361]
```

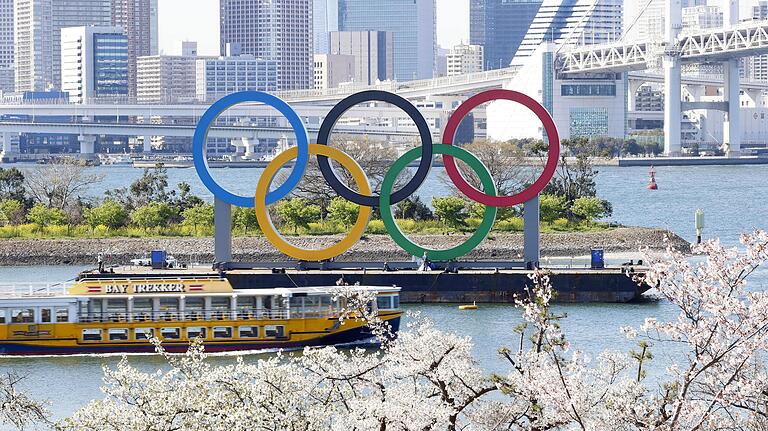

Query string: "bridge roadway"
[0, 120, 440, 140]
[557, 20, 768, 74]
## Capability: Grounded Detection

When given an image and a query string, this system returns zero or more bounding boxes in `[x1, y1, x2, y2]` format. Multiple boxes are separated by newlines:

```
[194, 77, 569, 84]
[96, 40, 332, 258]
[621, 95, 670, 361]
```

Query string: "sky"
[158, 0, 470, 56]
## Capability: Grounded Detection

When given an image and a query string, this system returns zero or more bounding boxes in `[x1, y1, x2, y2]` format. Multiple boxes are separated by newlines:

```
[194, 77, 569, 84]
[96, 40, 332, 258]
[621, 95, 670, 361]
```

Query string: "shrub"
[275, 198, 321, 233]
[130, 203, 176, 232]
[27, 204, 67, 233]
[572, 197, 609, 224]
[432, 196, 468, 230]
[327, 197, 359, 227]
[539, 194, 568, 224]
[84, 199, 129, 231]
[182, 203, 215, 235]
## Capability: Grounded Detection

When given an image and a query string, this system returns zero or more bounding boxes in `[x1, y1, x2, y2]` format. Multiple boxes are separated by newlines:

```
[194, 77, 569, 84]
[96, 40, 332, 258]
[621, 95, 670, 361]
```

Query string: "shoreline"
[0, 227, 688, 266]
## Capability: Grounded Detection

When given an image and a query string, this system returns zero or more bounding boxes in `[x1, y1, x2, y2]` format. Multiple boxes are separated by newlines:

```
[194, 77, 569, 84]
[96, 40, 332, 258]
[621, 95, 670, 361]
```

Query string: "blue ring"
[192, 91, 309, 207]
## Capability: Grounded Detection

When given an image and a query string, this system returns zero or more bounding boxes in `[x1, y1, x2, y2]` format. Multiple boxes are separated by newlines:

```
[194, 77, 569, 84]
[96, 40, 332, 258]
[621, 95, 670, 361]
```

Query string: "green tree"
[130, 203, 176, 233]
[182, 203, 215, 235]
[84, 199, 129, 231]
[0, 199, 25, 226]
[572, 197, 609, 224]
[468, 202, 517, 221]
[395, 196, 433, 221]
[0, 168, 27, 203]
[27, 204, 67, 233]
[275, 198, 320, 233]
[327, 197, 359, 227]
[233, 206, 259, 235]
[539, 194, 568, 224]
[432, 197, 468, 230]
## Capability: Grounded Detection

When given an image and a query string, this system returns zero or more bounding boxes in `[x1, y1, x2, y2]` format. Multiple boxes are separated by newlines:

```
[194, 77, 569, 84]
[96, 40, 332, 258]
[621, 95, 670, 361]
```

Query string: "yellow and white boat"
[0, 277, 401, 356]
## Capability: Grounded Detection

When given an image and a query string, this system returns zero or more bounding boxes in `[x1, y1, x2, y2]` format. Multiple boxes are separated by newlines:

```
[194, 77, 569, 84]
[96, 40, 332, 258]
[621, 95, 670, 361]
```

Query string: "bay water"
[0, 163, 766, 421]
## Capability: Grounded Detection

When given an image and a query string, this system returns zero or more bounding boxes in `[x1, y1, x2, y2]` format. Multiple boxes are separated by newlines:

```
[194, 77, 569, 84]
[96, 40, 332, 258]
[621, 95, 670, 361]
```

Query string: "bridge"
[554, 0, 761, 156]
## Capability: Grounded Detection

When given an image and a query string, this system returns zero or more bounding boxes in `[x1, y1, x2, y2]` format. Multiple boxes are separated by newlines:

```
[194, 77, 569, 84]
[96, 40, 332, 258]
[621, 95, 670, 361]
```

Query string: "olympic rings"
[193, 91, 309, 208]
[192, 89, 561, 262]
[316, 90, 433, 207]
[380, 144, 497, 261]
[255, 144, 372, 261]
[442, 89, 560, 207]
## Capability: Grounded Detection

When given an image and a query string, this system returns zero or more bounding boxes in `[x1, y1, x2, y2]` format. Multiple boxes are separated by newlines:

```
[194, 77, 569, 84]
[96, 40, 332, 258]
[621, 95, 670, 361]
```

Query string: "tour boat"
[0, 277, 401, 356]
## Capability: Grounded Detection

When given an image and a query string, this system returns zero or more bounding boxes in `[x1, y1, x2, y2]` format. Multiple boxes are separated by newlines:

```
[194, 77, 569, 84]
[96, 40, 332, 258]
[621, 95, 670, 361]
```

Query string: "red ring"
[442, 89, 560, 207]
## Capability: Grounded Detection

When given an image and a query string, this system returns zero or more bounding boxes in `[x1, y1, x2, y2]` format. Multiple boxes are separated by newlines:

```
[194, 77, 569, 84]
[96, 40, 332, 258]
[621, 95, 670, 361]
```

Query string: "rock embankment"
[0, 227, 689, 266]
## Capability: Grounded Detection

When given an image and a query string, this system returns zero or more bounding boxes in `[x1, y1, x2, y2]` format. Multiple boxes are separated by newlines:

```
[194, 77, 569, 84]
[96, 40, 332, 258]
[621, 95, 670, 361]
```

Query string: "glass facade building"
[61, 26, 128, 103]
[470, 0, 542, 70]
[338, 0, 435, 81]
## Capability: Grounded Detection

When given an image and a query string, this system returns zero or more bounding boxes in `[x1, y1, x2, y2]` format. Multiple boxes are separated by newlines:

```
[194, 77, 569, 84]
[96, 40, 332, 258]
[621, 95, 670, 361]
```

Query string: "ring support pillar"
[523, 195, 540, 268]
[214, 197, 232, 263]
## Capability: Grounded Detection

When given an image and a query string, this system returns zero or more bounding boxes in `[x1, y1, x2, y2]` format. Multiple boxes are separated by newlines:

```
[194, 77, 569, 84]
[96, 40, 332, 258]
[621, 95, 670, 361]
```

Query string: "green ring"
[379, 144, 497, 261]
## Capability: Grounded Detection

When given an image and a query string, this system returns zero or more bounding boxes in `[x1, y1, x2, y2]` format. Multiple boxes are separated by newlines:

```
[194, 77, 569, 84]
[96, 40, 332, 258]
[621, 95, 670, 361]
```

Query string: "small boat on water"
[0, 277, 401, 356]
[458, 302, 478, 310]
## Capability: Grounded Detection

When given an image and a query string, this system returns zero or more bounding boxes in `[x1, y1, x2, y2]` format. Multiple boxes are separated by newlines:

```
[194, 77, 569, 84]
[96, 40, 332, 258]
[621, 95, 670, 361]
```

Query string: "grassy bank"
[0, 217, 616, 240]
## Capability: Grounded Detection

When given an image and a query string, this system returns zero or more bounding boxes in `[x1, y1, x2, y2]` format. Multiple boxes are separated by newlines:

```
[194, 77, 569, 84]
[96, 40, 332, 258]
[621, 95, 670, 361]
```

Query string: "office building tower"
[137, 54, 199, 104]
[314, 0, 338, 53]
[470, 0, 541, 70]
[219, 0, 313, 91]
[338, 0, 435, 81]
[513, 0, 622, 65]
[447, 43, 483, 76]
[196, 55, 279, 101]
[14, 0, 111, 92]
[111, 0, 157, 98]
[623, 0, 706, 42]
[313, 53, 354, 88]
[682, 5, 723, 33]
[61, 25, 129, 103]
[749, 1, 768, 81]
[182, 41, 198, 57]
[0, 0, 13, 92]
[329, 30, 393, 85]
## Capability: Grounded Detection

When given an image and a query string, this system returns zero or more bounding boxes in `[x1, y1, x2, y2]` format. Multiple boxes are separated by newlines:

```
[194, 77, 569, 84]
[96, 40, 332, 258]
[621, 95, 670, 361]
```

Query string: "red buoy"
[647, 166, 658, 190]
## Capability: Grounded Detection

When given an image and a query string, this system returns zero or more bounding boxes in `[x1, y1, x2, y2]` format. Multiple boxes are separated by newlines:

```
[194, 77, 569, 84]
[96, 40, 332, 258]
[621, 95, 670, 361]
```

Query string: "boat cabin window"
[238, 326, 258, 338]
[82, 329, 102, 341]
[0, 310, 5, 323]
[211, 297, 230, 320]
[11, 309, 34, 323]
[55, 308, 69, 323]
[264, 325, 285, 338]
[159, 298, 179, 321]
[108, 328, 129, 341]
[41, 308, 52, 323]
[133, 298, 152, 321]
[187, 327, 206, 339]
[106, 299, 128, 321]
[377, 295, 399, 310]
[160, 327, 180, 340]
[185, 297, 205, 320]
[213, 326, 232, 339]
[236, 296, 258, 319]
[134, 327, 154, 340]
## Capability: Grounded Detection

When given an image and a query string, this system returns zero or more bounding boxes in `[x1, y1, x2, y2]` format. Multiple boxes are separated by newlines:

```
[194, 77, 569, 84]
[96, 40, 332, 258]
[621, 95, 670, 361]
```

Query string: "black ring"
[316, 90, 434, 207]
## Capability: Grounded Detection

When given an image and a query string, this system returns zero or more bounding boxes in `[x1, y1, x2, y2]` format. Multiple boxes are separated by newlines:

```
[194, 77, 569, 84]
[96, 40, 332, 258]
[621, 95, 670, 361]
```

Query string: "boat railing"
[0, 282, 72, 298]
[76, 307, 296, 323]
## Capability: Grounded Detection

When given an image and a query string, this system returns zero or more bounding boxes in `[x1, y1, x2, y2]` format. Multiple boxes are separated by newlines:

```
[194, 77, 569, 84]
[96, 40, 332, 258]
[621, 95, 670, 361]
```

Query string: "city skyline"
[158, 0, 469, 56]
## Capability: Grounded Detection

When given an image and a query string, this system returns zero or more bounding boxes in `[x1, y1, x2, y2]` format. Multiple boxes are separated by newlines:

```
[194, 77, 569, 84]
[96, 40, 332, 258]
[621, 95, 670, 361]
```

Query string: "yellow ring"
[254, 144, 372, 261]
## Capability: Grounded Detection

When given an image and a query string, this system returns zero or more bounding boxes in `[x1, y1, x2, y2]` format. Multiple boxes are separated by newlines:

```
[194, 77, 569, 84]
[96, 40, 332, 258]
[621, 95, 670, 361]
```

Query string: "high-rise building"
[749, 1, 768, 81]
[219, 0, 313, 91]
[682, 5, 723, 33]
[14, 0, 111, 92]
[0, 0, 14, 92]
[623, 0, 706, 42]
[313, 0, 338, 54]
[338, 0, 435, 81]
[329, 30, 393, 85]
[137, 54, 199, 104]
[111, 0, 158, 98]
[182, 41, 198, 57]
[61, 26, 129, 103]
[196, 55, 279, 102]
[313, 53, 354, 88]
[513, 0, 623, 65]
[470, 0, 541, 70]
[447, 43, 484, 76]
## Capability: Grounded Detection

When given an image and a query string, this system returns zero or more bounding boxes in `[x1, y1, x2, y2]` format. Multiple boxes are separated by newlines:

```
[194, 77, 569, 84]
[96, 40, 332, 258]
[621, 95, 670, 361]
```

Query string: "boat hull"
[0, 316, 400, 356]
